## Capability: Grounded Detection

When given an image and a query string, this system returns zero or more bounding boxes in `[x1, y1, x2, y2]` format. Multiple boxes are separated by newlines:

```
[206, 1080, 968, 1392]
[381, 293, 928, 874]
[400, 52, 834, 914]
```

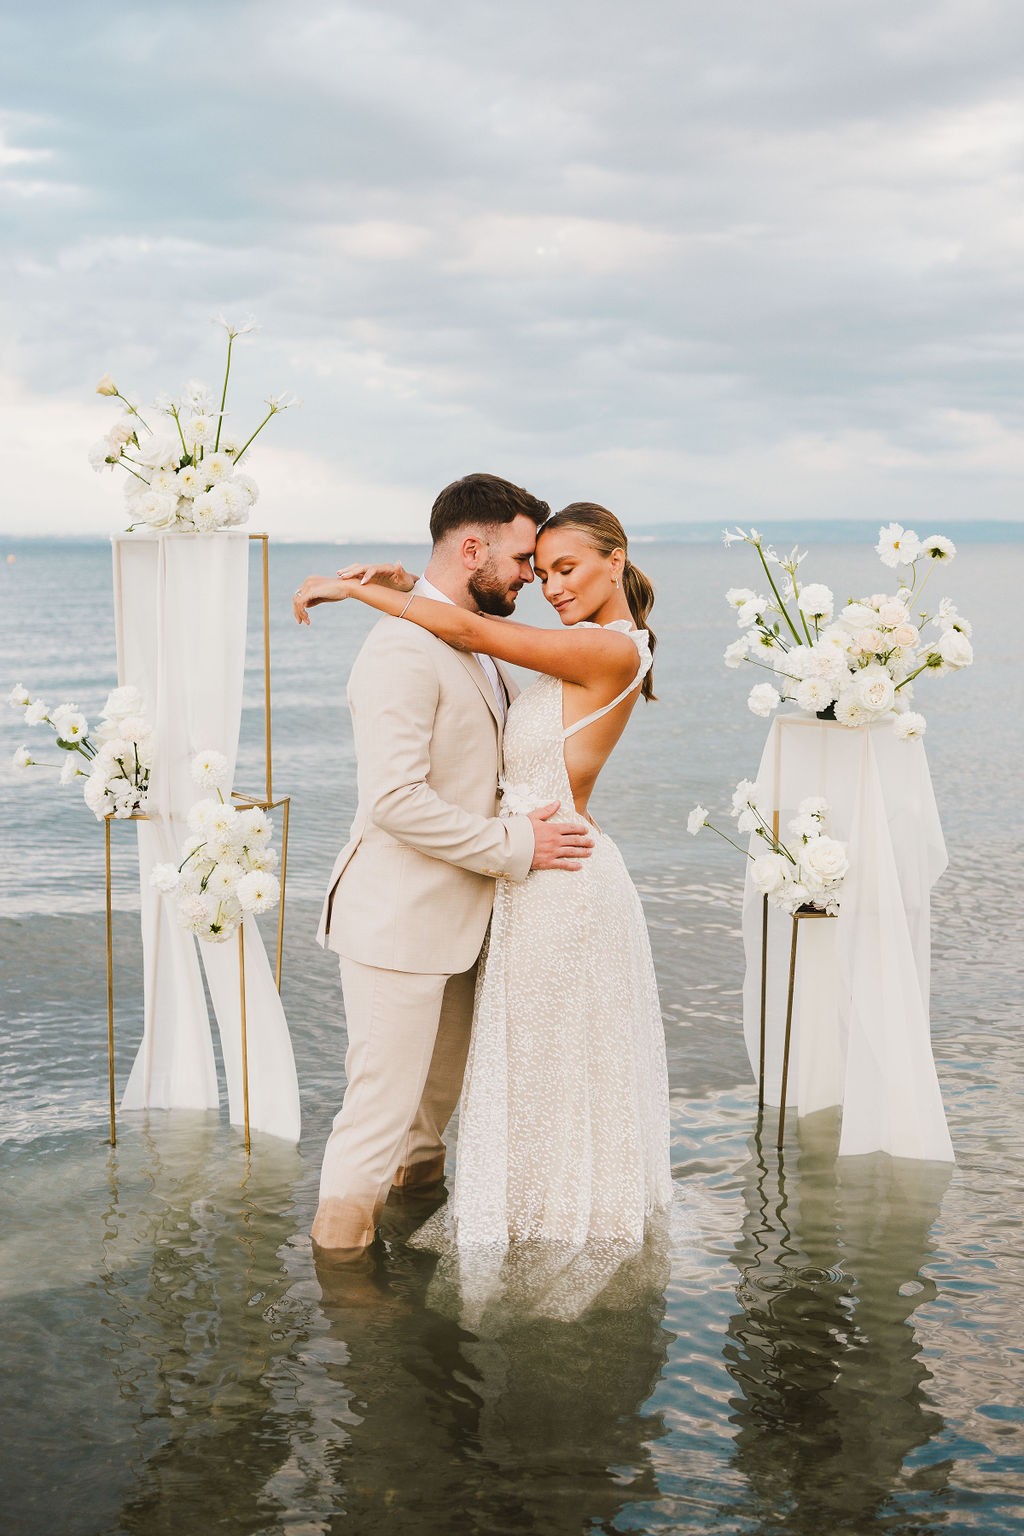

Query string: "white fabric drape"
[111, 532, 300, 1142]
[741, 715, 953, 1162]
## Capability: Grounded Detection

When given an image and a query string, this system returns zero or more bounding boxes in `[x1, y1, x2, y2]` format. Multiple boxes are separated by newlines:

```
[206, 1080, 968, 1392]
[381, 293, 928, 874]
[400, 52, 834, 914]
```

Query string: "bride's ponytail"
[540, 503, 657, 700]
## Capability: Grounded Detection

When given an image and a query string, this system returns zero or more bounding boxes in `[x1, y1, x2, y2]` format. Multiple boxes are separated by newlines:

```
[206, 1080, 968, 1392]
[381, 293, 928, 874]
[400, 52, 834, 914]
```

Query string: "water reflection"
[301, 1194, 675, 1534]
[725, 1113, 953, 1533]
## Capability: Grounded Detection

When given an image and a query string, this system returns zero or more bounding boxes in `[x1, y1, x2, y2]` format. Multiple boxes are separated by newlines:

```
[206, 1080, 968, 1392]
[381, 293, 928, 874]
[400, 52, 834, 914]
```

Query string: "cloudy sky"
[3, 0, 1024, 539]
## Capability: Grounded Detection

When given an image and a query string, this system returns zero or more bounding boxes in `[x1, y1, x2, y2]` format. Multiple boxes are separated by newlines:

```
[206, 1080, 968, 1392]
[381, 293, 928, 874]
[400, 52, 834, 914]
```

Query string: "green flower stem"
[232, 408, 276, 467]
[118, 460, 150, 485]
[115, 392, 153, 435]
[702, 821, 756, 858]
[754, 541, 803, 645]
[214, 333, 234, 453]
[895, 658, 937, 690]
[169, 405, 189, 460]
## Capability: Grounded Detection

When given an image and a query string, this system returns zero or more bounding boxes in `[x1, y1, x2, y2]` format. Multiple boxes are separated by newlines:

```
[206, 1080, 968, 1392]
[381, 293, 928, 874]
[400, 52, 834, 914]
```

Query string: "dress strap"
[562, 626, 652, 740]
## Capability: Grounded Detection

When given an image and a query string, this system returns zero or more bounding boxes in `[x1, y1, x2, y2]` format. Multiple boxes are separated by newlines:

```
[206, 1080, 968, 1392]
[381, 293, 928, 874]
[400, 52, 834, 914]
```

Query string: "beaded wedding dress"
[411, 623, 673, 1325]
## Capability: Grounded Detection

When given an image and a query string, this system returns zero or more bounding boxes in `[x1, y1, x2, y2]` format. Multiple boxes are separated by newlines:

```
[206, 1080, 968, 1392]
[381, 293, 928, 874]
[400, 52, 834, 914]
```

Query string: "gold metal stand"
[103, 532, 289, 1152]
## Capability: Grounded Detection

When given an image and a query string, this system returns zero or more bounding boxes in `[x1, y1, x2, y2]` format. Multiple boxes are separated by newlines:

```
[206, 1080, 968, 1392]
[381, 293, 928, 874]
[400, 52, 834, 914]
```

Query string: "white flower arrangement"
[688, 782, 849, 916]
[90, 318, 298, 535]
[721, 523, 972, 735]
[9, 682, 151, 818]
[151, 751, 280, 944]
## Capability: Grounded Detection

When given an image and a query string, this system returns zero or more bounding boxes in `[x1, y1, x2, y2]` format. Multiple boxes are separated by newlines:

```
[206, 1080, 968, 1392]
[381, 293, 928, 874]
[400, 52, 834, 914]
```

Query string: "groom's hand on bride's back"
[527, 803, 594, 871]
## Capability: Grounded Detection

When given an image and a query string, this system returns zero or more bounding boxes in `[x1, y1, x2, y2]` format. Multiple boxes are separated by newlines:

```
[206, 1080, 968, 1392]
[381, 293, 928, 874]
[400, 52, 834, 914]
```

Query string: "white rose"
[837, 601, 878, 632]
[135, 490, 180, 529]
[853, 664, 896, 714]
[853, 628, 885, 657]
[136, 433, 181, 471]
[747, 683, 781, 717]
[892, 623, 919, 648]
[936, 629, 973, 670]
[876, 600, 909, 627]
[801, 836, 849, 886]
[750, 852, 790, 895]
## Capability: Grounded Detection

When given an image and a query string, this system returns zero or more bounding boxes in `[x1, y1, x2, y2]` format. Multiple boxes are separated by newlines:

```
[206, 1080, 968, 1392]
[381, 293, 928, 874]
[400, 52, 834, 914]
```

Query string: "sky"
[2, 0, 1024, 540]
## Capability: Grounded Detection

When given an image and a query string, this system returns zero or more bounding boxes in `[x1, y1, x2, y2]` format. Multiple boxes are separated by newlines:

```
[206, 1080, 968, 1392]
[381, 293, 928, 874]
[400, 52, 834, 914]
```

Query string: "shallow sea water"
[1, 535, 1021, 1535]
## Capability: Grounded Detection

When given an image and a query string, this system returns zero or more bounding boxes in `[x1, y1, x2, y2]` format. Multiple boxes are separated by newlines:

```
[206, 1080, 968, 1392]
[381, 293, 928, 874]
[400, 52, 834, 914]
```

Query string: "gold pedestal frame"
[104, 533, 289, 1153]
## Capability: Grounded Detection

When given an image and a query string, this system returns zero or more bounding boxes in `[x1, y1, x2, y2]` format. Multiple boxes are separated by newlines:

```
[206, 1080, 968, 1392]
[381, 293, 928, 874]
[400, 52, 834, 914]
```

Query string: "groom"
[303, 473, 594, 1254]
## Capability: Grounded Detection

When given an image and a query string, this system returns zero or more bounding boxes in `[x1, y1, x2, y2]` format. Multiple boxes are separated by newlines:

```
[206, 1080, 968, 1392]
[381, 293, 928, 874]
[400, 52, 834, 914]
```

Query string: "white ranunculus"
[236, 870, 281, 913]
[750, 852, 791, 896]
[801, 835, 849, 885]
[687, 805, 708, 835]
[747, 683, 781, 717]
[876, 522, 922, 568]
[921, 534, 956, 560]
[8, 684, 30, 708]
[737, 596, 769, 630]
[893, 711, 927, 740]
[937, 628, 973, 670]
[797, 583, 834, 622]
[150, 863, 181, 893]
[853, 664, 896, 714]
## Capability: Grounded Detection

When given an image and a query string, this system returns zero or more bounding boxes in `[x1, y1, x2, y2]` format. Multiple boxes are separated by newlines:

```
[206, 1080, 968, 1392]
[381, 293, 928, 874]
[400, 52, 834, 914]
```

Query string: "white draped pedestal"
[111, 532, 300, 1143]
[742, 715, 954, 1162]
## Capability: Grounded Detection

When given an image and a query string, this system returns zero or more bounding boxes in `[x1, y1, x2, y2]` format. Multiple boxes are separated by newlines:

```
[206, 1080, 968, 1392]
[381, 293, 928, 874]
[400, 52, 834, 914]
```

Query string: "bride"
[300, 504, 672, 1318]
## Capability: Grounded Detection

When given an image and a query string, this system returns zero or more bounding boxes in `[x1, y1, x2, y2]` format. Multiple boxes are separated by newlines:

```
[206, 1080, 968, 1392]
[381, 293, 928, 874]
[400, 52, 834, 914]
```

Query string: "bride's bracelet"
[398, 593, 416, 619]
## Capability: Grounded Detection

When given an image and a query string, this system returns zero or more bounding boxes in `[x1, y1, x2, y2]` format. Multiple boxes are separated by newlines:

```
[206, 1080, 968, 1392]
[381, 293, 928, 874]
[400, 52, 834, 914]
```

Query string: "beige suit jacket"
[316, 615, 535, 974]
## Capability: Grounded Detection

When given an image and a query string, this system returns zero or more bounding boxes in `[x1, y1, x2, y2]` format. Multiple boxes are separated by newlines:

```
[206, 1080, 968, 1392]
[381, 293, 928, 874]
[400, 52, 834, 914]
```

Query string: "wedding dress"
[411, 623, 673, 1325]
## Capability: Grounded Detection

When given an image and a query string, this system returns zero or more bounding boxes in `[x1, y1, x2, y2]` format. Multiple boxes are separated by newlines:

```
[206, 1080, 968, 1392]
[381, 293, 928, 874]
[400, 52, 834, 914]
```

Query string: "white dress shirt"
[413, 577, 507, 720]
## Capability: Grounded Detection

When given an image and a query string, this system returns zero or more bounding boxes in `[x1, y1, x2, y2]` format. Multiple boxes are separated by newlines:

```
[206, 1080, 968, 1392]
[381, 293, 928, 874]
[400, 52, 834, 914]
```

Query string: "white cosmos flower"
[24, 699, 49, 725]
[236, 870, 281, 913]
[687, 805, 708, 835]
[893, 711, 927, 740]
[725, 586, 757, 610]
[723, 636, 750, 668]
[8, 684, 30, 708]
[191, 749, 229, 790]
[150, 863, 181, 893]
[876, 522, 922, 568]
[921, 534, 956, 560]
[51, 705, 88, 741]
[936, 598, 972, 637]
[797, 583, 834, 622]
[747, 682, 781, 717]
[795, 677, 837, 713]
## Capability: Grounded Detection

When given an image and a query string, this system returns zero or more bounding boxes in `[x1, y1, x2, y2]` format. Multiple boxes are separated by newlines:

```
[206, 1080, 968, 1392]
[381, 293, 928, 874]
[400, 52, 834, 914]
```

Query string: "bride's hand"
[293, 575, 354, 625]
[336, 560, 417, 593]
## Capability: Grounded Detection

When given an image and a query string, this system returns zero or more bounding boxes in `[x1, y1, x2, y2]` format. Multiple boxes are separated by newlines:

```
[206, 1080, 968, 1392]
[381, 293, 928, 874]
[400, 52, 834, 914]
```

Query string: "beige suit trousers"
[312, 956, 477, 1250]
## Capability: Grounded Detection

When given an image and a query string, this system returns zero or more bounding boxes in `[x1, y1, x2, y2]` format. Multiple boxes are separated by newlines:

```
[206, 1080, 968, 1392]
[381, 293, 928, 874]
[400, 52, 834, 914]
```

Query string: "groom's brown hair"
[430, 473, 549, 546]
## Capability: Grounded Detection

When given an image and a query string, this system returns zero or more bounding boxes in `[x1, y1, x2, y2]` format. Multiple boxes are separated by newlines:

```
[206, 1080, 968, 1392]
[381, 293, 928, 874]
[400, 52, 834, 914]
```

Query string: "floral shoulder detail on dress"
[576, 618, 650, 658]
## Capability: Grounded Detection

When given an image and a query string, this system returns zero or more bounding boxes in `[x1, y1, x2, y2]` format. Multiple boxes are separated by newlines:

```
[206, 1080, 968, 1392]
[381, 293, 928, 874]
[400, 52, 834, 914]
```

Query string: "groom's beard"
[468, 563, 522, 617]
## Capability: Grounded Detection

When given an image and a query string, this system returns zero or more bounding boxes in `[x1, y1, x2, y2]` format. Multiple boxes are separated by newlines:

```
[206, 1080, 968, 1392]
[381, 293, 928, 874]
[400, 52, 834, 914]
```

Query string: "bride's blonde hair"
[539, 503, 657, 701]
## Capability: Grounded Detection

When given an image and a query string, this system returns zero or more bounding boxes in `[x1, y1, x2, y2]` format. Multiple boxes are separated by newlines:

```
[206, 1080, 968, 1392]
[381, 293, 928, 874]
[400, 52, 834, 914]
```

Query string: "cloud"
[2, 0, 1023, 536]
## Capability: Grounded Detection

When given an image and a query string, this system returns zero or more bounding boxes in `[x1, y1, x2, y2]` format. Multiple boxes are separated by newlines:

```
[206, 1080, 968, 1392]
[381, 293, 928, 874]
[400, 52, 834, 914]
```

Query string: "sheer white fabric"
[742, 715, 953, 1162]
[412, 625, 673, 1323]
[111, 533, 300, 1143]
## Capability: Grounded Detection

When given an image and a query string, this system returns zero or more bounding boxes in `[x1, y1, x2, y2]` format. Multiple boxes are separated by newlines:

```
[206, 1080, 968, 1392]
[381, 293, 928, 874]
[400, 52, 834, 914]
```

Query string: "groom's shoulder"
[352, 615, 450, 670]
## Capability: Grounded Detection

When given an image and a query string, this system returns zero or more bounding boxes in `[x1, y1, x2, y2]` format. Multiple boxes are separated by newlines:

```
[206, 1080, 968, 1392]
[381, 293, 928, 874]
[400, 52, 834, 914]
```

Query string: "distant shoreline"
[3, 518, 1021, 547]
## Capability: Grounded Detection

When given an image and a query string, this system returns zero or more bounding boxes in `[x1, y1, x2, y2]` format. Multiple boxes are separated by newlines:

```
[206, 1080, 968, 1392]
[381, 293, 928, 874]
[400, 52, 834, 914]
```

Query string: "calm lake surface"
[1, 534, 1021, 1536]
